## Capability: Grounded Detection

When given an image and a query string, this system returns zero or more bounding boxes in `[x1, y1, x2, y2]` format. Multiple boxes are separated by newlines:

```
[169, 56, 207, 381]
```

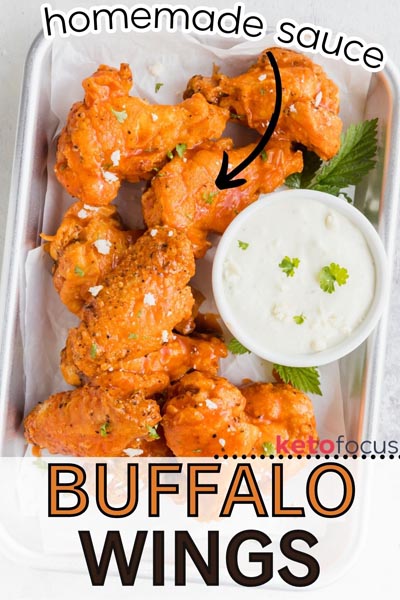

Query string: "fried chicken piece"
[162, 372, 260, 457]
[184, 47, 342, 161]
[55, 63, 230, 205]
[142, 137, 303, 257]
[61, 226, 195, 384]
[71, 333, 227, 394]
[24, 386, 161, 457]
[241, 382, 317, 455]
[42, 201, 141, 315]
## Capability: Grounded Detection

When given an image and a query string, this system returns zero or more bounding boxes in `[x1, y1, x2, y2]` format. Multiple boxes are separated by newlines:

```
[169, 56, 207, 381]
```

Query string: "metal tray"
[0, 32, 400, 457]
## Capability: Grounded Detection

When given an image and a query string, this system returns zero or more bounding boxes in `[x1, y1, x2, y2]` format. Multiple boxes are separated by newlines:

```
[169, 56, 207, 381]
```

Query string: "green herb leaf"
[175, 143, 187, 158]
[147, 424, 160, 440]
[155, 82, 164, 93]
[262, 442, 276, 455]
[238, 240, 249, 250]
[111, 108, 128, 123]
[167, 150, 173, 160]
[273, 364, 322, 396]
[285, 151, 322, 189]
[293, 314, 306, 325]
[227, 338, 251, 355]
[260, 150, 268, 161]
[90, 343, 97, 359]
[279, 256, 300, 277]
[309, 119, 378, 191]
[99, 422, 110, 437]
[260, 88, 266, 96]
[74, 265, 85, 277]
[128, 333, 138, 339]
[319, 263, 349, 294]
[202, 191, 218, 205]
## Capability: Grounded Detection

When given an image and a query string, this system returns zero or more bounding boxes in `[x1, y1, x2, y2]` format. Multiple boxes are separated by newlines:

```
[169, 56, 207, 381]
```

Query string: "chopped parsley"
[155, 82, 164, 93]
[147, 424, 160, 440]
[279, 256, 300, 277]
[99, 421, 110, 437]
[293, 314, 306, 325]
[260, 88, 266, 96]
[175, 143, 187, 158]
[262, 442, 276, 455]
[238, 240, 249, 250]
[202, 191, 218, 205]
[167, 150, 174, 160]
[273, 364, 322, 396]
[319, 263, 349, 294]
[230, 112, 245, 120]
[227, 337, 251, 355]
[90, 343, 97, 359]
[128, 333, 138, 339]
[74, 265, 85, 277]
[111, 108, 128, 123]
[260, 150, 268, 161]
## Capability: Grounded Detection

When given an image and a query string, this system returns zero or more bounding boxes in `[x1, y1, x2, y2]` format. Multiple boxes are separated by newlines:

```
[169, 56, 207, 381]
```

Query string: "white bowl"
[212, 189, 388, 367]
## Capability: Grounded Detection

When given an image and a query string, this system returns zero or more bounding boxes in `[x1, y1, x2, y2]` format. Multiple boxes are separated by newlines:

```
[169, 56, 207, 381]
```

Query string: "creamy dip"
[221, 197, 375, 355]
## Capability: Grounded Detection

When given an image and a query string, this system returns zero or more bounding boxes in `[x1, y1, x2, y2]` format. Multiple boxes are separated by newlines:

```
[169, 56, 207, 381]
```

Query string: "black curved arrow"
[215, 51, 282, 190]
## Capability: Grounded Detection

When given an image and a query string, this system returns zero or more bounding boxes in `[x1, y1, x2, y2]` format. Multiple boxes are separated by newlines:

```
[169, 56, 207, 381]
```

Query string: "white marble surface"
[0, 0, 399, 439]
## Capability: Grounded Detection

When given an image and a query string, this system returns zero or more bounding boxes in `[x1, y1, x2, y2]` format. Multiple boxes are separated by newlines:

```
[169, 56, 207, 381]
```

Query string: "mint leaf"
[227, 338, 251, 355]
[285, 150, 321, 189]
[273, 364, 322, 396]
[308, 119, 378, 191]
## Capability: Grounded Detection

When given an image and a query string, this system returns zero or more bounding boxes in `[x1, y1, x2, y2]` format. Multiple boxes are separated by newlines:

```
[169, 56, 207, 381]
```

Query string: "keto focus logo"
[270, 436, 400, 456]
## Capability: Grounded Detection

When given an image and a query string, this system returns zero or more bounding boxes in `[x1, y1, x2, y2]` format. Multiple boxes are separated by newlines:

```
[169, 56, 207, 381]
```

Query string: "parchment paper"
[23, 30, 372, 446]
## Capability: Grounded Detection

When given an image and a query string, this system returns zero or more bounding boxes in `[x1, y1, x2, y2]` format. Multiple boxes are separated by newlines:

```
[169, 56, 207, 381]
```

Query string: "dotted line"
[213, 454, 396, 460]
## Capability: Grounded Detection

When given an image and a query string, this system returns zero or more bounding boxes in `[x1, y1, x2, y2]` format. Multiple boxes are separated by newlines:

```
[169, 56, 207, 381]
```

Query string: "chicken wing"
[142, 136, 303, 257]
[184, 47, 342, 161]
[61, 226, 195, 384]
[42, 201, 141, 315]
[24, 385, 161, 457]
[162, 372, 260, 456]
[75, 333, 228, 394]
[241, 382, 317, 455]
[55, 63, 230, 205]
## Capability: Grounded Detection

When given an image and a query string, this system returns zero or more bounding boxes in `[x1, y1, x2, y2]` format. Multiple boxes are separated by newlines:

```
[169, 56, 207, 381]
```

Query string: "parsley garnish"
[176, 143, 187, 158]
[285, 119, 378, 197]
[262, 442, 276, 455]
[273, 364, 322, 396]
[227, 338, 251, 355]
[260, 150, 268, 161]
[111, 108, 128, 123]
[319, 263, 349, 294]
[167, 150, 173, 160]
[230, 112, 245, 120]
[90, 343, 97, 359]
[279, 256, 300, 277]
[74, 265, 85, 277]
[202, 191, 218, 205]
[155, 82, 164, 93]
[99, 421, 110, 437]
[147, 424, 160, 440]
[238, 240, 249, 250]
[128, 333, 138, 339]
[293, 314, 306, 325]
